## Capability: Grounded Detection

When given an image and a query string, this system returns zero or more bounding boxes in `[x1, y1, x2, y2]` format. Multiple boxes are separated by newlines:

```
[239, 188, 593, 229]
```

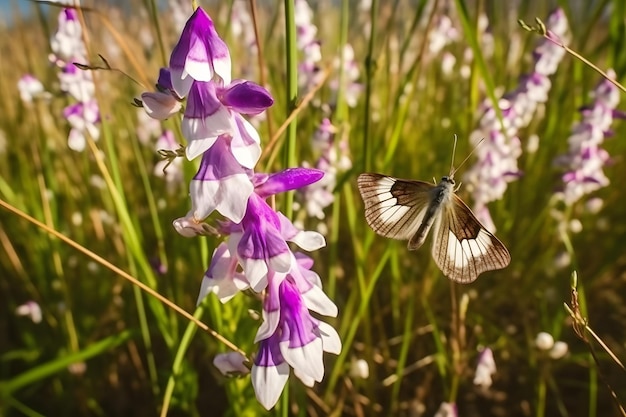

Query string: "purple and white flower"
[473, 347, 496, 389]
[15, 301, 42, 324]
[158, 7, 341, 410]
[434, 402, 458, 417]
[555, 69, 623, 205]
[298, 119, 352, 224]
[295, 0, 322, 92]
[169, 6, 231, 97]
[17, 75, 47, 103]
[49, 7, 100, 152]
[141, 68, 183, 120]
[182, 79, 272, 160]
[464, 8, 569, 230]
[63, 100, 100, 152]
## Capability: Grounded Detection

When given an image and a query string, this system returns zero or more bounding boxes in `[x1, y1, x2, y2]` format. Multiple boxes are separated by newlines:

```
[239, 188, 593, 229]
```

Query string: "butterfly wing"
[431, 194, 511, 283]
[357, 173, 433, 241]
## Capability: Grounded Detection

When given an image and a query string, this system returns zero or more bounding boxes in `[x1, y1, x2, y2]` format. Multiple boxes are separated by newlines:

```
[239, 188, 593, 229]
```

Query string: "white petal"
[185, 59, 214, 82]
[213, 58, 232, 85]
[68, 129, 86, 152]
[269, 251, 292, 274]
[170, 68, 194, 98]
[231, 117, 261, 168]
[241, 258, 268, 291]
[293, 367, 316, 387]
[291, 231, 326, 251]
[280, 338, 324, 383]
[303, 285, 338, 317]
[197, 275, 248, 305]
[191, 175, 253, 223]
[251, 362, 290, 410]
[141, 91, 181, 119]
[318, 321, 342, 355]
[213, 352, 249, 375]
[172, 215, 209, 237]
[185, 136, 219, 160]
[254, 309, 280, 343]
[231, 139, 261, 170]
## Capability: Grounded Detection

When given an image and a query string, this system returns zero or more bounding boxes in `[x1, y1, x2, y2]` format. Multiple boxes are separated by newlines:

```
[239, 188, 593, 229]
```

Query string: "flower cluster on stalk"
[463, 8, 569, 230]
[554, 69, 624, 206]
[140, 7, 341, 410]
[49, 8, 100, 152]
[292, 1, 360, 226]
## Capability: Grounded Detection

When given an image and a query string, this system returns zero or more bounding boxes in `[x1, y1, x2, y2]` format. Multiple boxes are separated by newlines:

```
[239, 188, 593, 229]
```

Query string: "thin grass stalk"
[131, 282, 161, 398]
[91, 121, 167, 395]
[325, 246, 391, 396]
[383, 0, 439, 169]
[362, 0, 379, 173]
[390, 287, 415, 412]
[129, 123, 170, 272]
[454, 0, 507, 135]
[282, 0, 298, 218]
[160, 306, 205, 417]
[87, 130, 174, 347]
[144, 0, 168, 66]
[0, 198, 247, 356]
[448, 284, 460, 403]
[422, 297, 449, 387]
[537, 370, 547, 417]
[248, 0, 275, 138]
[30, 106, 81, 356]
[327, 0, 350, 305]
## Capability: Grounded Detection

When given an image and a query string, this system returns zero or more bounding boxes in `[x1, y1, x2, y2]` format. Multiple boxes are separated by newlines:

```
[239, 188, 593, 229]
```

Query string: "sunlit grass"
[2, 1, 626, 416]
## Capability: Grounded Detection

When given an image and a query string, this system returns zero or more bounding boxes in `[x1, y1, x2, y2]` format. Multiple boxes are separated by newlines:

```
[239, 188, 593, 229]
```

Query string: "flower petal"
[169, 7, 232, 96]
[255, 168, 324, 197]
[141, 91, 181, 120]
[190, 138, 253, 222]
[219, 80, 274, 114]
[230, 114, 261, 169]
[252, 337, 290, 410]
[213, 352, 249, 376]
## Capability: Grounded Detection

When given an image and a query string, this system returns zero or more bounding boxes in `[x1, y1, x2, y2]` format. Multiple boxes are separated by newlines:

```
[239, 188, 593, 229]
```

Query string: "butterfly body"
[357, 173, 510, 283]
[408, 176, 455, 250]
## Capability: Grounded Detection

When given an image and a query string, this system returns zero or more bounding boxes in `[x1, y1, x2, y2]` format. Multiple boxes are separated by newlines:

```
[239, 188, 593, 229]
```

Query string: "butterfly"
[357, 171, 511, 283]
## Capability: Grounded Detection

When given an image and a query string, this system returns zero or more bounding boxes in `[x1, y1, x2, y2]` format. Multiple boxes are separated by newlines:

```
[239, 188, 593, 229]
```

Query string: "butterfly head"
[441, 176, 456, 185]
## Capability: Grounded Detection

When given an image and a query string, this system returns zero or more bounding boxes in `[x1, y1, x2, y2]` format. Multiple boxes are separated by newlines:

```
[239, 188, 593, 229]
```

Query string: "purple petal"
[254, 168, 324, 197]
[169, 7, 231, 96]
[278, 280, 319, 349]
[218, 80, 274, 114]
[156, 67, 173, 91]
[185, 81, 224, 119]
[237, 195, 292, 285]
[193, 136, 250, 180]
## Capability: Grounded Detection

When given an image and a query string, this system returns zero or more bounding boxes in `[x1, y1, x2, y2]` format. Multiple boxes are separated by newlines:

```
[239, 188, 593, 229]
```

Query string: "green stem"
[283, 0, 298, 218]
[145, 0, 168, 66]
[362, 0, 379, 173]
[537, 371, 546, 417]
[160, 306, 205, 417]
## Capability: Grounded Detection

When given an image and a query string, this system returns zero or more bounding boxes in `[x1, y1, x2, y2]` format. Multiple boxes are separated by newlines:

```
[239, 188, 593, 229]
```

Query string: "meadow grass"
[2, 1, 626, 416]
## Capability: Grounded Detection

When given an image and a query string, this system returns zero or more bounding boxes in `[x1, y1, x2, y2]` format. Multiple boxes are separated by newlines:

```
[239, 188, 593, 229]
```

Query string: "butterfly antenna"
[449, 134, 458, 176]
[450, 137, 485, 178]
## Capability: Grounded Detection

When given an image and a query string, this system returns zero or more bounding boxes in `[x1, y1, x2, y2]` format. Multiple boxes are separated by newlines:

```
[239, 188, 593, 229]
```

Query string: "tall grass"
[2, 0, 626, 416]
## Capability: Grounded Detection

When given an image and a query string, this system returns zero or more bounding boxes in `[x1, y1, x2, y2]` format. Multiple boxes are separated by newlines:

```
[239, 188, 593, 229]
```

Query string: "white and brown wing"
[357, 173, 433, 240]
[431, 194, 511, 283]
